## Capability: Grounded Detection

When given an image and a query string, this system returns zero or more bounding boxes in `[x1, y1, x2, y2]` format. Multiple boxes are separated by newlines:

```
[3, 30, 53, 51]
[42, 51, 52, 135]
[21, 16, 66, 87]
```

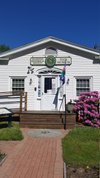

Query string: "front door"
[41, 76, 59, 110]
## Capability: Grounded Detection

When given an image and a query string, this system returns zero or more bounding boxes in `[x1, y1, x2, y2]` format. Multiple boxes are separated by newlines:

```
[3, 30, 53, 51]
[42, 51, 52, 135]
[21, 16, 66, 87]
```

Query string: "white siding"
[0, 65, 9, 91]
[57, 50, 100, 102]
[0, 46, 100, 110]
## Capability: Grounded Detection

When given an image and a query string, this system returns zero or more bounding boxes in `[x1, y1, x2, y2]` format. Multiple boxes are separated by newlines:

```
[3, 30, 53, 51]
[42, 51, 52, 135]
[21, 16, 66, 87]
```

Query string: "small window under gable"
[45, 47, 57, 56]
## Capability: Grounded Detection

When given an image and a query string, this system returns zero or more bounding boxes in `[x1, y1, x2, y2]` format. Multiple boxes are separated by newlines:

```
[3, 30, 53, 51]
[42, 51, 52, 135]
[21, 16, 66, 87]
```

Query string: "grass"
[62, 127, 100, 168]
[0, 122, 23, 140]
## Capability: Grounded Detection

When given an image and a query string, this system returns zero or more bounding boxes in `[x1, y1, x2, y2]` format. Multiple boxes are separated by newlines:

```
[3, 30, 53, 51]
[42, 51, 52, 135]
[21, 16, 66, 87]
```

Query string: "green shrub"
[0, 122, 23, 140]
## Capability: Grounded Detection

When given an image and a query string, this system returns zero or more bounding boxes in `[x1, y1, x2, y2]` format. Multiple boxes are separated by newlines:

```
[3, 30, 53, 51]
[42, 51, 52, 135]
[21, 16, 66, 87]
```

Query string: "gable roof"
[0, 36, 99, 59]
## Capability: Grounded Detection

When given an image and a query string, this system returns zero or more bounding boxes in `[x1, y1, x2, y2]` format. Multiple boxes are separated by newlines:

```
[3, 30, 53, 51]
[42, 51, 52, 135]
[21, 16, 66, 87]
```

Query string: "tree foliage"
[94, 44, 100, 51]
[0, 45, 10, 53]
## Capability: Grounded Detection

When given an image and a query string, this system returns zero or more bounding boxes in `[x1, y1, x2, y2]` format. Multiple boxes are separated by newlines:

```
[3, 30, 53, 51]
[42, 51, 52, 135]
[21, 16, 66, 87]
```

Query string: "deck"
[0, 92, 76, 129]
[10, 110, 76, 129]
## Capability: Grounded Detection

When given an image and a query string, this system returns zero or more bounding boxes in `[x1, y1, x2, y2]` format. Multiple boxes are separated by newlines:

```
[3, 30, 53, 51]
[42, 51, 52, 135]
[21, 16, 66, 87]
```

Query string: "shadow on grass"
[0, 123, 8, 129]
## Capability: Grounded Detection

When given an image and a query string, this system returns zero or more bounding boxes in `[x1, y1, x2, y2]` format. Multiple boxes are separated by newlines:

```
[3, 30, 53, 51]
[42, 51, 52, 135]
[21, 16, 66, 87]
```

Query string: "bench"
[0, 108, 13, 127]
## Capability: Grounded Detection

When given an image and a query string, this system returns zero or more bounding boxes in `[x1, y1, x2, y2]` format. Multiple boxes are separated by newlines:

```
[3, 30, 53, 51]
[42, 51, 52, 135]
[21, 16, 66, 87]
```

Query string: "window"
[44, 78, 52, 93]
[76, 78, 90, 96]
[45, 47, 57, 56]
[12, 78, 24, 92]
[44, 77, 57, 94]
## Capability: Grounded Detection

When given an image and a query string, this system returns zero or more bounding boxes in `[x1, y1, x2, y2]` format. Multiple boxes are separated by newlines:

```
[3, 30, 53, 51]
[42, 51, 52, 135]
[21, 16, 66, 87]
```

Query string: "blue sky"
[0, 0, 100, 49]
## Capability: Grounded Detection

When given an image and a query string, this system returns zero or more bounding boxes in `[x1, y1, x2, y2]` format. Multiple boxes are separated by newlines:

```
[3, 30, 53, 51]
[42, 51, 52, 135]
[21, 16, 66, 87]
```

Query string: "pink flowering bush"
[74, 91, 100, 128]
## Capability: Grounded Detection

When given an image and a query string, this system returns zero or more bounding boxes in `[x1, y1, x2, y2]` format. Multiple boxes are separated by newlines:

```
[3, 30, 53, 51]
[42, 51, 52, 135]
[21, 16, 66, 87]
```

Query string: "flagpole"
[64, 56, 72, 100]
[64, 58, 67, 129]
[65, 58, 67, 96]
[64, 56, 72, 129]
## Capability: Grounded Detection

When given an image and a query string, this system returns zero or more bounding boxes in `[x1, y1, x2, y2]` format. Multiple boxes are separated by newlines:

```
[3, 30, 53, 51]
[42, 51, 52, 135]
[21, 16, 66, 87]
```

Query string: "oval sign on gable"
[45, 55, 56, 68]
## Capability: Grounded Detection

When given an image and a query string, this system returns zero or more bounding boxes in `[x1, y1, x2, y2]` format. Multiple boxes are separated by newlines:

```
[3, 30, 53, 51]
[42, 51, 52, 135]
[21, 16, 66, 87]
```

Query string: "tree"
[0, 45, 10, 53]
[94, 44, 100, 51]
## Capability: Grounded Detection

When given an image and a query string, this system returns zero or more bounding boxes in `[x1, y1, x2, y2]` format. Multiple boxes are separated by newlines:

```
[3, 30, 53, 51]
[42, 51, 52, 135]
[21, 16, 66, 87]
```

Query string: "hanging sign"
[45, 55, 56, 68]
[30, 57, 45, 65]
[30, 56, 72, 66]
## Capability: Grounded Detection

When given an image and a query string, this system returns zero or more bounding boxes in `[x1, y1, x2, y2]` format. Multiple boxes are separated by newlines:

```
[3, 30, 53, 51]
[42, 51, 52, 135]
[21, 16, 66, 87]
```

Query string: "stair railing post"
[20, 92, 23, 113]
[64, 94, 67, 130]
[25, 92, 27, 111]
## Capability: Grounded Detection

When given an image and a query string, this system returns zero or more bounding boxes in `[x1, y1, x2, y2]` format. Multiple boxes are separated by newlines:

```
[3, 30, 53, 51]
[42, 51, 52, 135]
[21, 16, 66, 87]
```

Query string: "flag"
[60, 65, 66, 84]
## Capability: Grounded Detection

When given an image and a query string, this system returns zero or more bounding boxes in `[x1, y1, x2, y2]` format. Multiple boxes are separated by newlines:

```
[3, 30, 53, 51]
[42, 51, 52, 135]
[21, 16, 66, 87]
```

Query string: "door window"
[44, 78, 52, 93]
[44, 77, 56, 94]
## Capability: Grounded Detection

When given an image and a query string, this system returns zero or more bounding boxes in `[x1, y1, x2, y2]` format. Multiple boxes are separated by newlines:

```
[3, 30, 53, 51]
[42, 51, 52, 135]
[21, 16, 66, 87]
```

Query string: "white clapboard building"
[0, 36, 100, 111]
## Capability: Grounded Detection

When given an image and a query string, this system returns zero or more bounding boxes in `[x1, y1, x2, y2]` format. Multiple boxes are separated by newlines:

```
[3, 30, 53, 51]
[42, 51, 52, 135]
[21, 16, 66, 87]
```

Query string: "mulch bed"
[66, 165, 99, 178]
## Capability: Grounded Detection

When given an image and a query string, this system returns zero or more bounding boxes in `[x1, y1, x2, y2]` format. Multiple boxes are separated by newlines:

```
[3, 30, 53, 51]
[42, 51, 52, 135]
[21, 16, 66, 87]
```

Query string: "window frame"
[10, 77, 25, 92]
[45, 47, 57, 56]
[75, 76, 92, 96]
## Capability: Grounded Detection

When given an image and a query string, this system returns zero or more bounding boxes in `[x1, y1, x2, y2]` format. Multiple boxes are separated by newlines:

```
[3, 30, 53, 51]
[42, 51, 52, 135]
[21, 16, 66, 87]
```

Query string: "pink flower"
[74, 91, 100, 128]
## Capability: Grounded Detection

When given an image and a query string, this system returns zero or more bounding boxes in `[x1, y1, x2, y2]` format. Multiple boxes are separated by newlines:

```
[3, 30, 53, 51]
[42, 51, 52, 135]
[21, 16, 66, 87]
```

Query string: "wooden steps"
[19, 111, 76, 129]
[66, 114, 76, 129]
[20, 111, 64, 129]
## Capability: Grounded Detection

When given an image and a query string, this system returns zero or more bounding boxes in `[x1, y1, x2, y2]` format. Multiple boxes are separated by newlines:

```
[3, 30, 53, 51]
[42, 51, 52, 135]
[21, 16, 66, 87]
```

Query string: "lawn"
[0, 122, 23, 140]
[62, 127, 100, 168]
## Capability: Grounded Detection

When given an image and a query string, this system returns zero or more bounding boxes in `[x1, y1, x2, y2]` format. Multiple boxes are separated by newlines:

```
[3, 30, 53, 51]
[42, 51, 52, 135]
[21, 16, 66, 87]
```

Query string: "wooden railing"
[0, 91, 27, 113]
[19, 92, 27, 112]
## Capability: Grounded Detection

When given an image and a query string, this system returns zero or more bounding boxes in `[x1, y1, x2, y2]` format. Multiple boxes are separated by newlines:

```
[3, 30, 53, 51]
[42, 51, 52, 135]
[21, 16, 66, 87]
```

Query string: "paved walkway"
[0, 129, 69, 178]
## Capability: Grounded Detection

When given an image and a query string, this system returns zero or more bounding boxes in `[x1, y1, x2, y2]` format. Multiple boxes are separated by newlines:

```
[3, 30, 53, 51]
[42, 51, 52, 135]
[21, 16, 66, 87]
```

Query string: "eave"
[0, 36, 99, 59]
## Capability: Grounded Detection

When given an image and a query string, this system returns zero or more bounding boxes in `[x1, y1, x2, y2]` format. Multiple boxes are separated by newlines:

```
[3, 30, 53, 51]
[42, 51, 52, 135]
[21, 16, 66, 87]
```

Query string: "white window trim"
[45, 47, 58, 56]
[36, 67, 62, 98]
[9, 76, 26, 92]
[74, 76, 93, 97]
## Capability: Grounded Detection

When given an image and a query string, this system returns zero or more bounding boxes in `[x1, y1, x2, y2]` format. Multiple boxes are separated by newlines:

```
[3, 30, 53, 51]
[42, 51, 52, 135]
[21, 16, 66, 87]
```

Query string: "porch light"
[29, 78, 32, 85]
[67, 78, 70, 84]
